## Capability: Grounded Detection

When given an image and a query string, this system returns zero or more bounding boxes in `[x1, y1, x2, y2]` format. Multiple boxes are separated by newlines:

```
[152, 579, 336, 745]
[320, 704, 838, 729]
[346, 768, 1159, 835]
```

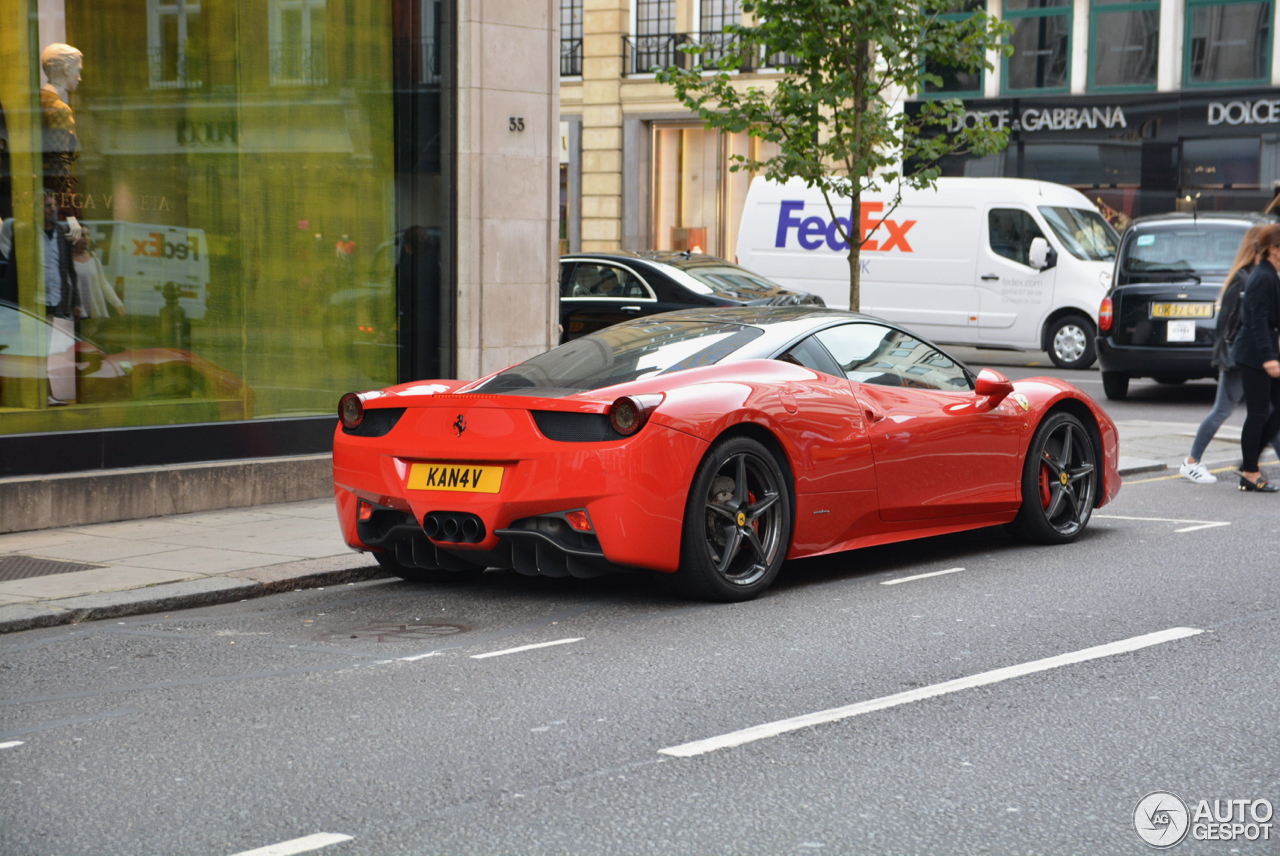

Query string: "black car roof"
[562, 250, 738, 269]
[1127, 211, 1278, 228]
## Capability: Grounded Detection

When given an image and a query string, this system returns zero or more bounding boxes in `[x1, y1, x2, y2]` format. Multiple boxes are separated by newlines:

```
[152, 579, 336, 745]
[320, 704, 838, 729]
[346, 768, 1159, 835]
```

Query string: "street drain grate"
[345, 623, 471, 642]
[0, 555, 105, 582]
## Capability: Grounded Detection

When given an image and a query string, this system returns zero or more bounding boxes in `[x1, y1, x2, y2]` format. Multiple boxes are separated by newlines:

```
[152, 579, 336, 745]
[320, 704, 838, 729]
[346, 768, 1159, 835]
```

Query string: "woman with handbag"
[1230, 223, 1280, 492]
[1180, 225, 1280, 482]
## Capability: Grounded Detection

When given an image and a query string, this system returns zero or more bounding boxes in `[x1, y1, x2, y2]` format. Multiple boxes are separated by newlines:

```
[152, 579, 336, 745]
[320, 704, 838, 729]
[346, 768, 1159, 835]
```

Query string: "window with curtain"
[148, 0, 203, 89]
[1184, 0, 1272, 85]
[1090, 0, 1159, 90]
[924, 0, 988, 96]
[270, 0, 329, 85]
[1004, 0, 1071, 93]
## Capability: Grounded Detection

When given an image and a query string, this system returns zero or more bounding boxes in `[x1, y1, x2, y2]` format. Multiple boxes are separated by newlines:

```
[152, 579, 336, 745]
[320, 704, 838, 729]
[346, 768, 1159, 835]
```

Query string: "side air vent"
[532, 410, 623, 442]
[342, 407, 406, 437]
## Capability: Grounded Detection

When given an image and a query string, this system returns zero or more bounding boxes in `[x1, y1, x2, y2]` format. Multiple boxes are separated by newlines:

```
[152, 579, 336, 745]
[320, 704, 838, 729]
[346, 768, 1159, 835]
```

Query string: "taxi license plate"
[1151, 302, 1214, 319]
[407, 463, 504, 493]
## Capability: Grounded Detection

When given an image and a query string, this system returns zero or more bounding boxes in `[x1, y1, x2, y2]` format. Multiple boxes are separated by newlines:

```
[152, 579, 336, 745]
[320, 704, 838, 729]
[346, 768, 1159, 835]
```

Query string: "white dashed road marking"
[0, 740, 23, 750]
[881, 567, 964, 585]
[471, 638, 584, 659]
[1096, 514, 1231, 533]
[228, 833, 353, 856]
[659, 627, 1204, 758]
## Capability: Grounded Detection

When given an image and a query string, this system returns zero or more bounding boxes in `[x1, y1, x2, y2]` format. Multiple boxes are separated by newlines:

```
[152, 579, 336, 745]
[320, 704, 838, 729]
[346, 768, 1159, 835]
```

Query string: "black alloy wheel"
[673, 436, 792, 602]
[1046, 315, 1097, 370]
[1008, 411, 1098, 544]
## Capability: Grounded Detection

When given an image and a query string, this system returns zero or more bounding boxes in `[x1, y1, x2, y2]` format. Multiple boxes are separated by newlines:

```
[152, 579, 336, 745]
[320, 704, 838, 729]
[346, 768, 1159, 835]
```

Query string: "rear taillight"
[608, 394, 664, 436]
[339, 392, 365, 430]
[1099, 297, 1113, 332]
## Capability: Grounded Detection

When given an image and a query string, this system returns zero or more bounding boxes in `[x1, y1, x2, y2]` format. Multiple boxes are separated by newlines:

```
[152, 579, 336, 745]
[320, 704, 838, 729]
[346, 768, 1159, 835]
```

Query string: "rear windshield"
[1119, 223, 1250, 277]
[673, 264, 789, 299]
[472, 320, 764, 394]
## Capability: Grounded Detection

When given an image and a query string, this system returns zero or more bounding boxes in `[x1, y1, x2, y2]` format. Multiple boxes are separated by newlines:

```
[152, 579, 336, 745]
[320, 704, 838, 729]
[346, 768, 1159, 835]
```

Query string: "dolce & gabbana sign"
[944, 104, 1129, 133]
[1207, 98, 1280, 126]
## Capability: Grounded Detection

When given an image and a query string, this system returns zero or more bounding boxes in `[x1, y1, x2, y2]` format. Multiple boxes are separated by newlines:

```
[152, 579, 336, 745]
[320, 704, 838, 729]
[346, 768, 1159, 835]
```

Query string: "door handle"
[981, 274, 1000, 281]
[621, 305, 641, 313]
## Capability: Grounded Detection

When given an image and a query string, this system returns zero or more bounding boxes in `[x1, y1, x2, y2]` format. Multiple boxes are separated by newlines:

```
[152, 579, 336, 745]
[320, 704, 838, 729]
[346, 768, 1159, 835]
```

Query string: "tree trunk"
[847, 191, 861, 312]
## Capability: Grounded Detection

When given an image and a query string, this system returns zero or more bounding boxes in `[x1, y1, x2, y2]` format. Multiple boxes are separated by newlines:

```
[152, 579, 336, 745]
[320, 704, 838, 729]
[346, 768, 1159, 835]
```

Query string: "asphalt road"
[2, 358, 1278, 856]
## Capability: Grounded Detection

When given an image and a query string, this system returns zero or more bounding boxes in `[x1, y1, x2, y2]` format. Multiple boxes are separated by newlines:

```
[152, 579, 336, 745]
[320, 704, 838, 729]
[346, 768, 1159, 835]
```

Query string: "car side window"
[564, 263, 653, 299]
[777, 337, 842, 376]
[813, 323, 971, 392]
[989, 209, 1047, 268]
[558, 262, 577, 298]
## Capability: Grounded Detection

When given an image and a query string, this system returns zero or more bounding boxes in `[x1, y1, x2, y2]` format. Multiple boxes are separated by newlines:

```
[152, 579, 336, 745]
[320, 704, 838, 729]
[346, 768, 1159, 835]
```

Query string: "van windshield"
[1037, 207, 1118, 261]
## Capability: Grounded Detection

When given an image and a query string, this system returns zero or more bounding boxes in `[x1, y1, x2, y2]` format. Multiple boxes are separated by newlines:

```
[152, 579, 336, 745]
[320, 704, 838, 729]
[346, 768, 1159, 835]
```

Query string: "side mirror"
[975, 368, 1014, 410]
[1029, 237, 1057, 271]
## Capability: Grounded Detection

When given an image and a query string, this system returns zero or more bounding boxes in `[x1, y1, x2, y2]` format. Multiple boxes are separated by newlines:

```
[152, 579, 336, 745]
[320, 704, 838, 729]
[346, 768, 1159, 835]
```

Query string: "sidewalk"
[0, 418, 1272, 635]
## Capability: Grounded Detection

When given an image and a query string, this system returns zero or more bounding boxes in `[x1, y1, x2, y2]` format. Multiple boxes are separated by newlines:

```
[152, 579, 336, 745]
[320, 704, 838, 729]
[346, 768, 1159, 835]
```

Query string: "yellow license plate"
[407, 463, 504, 493]
[1151, 302, 1214, 318]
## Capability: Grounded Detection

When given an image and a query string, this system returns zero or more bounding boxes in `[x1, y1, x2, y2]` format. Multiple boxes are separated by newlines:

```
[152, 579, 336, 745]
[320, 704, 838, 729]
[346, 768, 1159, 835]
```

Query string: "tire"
[374, 550, 482, 584]
[1101, 371, 1130, 400]
[1007, 412, 1098, 544]
[1046, 315, 1097, 370]
[672, 436, 792, 602]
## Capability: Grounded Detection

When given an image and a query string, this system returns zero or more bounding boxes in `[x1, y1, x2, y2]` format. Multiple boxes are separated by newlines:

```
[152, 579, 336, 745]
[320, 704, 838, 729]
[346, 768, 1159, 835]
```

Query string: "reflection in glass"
[1037, 206, 1119, 261]
[1006, 12, 1071, 90]
[1181, 137, 1261, 188]
[1186, 1, 1271, 83]
[1092, 9, 1158, 88]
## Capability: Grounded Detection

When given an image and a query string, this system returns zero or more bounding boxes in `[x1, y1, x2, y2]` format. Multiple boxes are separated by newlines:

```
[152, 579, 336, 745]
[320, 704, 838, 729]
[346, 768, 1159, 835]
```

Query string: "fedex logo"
[133, 232, 201, 261]
[774, 200, 916, 253]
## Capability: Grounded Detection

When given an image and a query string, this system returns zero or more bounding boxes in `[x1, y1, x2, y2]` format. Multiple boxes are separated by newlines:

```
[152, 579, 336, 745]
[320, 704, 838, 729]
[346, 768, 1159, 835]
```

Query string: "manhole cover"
[344, 623, 470, 642]
[0, 555, 103, 582]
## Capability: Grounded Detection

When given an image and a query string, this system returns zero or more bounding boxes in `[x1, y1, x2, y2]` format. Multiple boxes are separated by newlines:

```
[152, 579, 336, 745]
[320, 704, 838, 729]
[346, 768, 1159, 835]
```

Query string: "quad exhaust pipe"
[422, 511, 486, 544]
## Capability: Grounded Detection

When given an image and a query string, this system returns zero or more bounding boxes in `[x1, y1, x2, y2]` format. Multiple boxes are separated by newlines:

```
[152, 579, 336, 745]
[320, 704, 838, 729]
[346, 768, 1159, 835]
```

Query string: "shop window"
[1003, 0, 1071, 93]
[988, 208, 1047, 267]
[1184, 0, 1272, 86]
[1181, 137, 1262, 188]
[651, 125, 778, 260]
[0, 0, 405, 437]
[270, 0, 329, 86]
[923, 0, 988, 97]
[1089, 0, 1159, 90]
[147, 0, 203, 90]
[1021, 142, 1142, 186]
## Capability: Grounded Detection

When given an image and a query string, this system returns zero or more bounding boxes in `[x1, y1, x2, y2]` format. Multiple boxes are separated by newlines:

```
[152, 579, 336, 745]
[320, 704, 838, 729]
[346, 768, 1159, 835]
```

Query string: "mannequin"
[40, 43, 83, 242]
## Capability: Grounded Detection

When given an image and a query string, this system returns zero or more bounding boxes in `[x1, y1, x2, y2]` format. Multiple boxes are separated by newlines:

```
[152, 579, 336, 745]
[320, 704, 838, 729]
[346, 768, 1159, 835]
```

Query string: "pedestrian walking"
[1180, 225, 1280, 483]
[1229, 223, 1280, 492]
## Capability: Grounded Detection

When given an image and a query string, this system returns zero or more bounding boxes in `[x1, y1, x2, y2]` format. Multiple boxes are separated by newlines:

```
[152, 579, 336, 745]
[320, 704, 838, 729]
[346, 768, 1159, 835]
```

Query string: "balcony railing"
[269, 44, 328, 86]
[623, 32, 797, 75]
[561, 37, 583, 76]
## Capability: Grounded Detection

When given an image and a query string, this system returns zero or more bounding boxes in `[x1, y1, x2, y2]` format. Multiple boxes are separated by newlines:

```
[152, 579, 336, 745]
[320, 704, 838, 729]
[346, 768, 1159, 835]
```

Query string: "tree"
[658, 0, 1012, 311]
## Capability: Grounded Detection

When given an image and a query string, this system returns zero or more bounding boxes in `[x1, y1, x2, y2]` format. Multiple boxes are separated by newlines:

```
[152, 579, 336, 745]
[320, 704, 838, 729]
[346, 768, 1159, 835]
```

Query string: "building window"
[270, 0, 328, 86]
[697, 0, 743, 67]
[627, 0, 678, 73]
[1090, 0, 1159, 90]
[561, 0, 583, 76]
[1003, 0, 1071, 93]
[1184, 0, 1272, 86]
[147, 0, 203, 90]
[924, 0, 987, 97]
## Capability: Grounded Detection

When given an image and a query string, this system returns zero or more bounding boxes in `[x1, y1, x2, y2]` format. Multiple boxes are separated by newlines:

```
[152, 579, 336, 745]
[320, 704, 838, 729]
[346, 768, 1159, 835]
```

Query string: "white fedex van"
[735, 177, 1119, 369]
[83, 221, 211, 320]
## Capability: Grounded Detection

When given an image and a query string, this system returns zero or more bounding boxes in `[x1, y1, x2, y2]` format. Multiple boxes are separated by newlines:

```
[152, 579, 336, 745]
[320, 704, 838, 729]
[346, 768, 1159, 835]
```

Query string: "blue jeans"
[1189, 369, 1280, 461]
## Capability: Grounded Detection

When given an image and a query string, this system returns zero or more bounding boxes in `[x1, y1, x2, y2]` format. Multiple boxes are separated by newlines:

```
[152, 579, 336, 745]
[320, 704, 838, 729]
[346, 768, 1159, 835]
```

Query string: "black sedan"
[559, 251, 822, 342]
[1096, 211, 1275, 400]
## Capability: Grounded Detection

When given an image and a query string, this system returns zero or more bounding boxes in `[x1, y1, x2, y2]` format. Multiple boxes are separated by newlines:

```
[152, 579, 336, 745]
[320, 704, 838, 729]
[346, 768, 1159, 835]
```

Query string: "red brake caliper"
[748, 491, 759, 532]
[1039, 457, 1053, 509]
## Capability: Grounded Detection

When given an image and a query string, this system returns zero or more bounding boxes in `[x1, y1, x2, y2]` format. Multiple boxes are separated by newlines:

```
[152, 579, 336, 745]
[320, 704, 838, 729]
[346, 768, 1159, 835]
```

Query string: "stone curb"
[0, 560, 387, 635]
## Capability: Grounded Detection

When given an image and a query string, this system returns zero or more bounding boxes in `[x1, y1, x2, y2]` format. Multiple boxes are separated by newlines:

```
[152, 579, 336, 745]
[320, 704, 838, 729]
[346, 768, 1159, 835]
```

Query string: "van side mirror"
[1029, 237, 1057, 271]
[975, 368, 1014, 410]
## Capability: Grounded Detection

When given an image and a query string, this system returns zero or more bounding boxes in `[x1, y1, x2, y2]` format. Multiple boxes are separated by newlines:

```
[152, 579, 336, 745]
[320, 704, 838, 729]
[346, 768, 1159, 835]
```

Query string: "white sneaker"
[1179, 460, 1217, 484]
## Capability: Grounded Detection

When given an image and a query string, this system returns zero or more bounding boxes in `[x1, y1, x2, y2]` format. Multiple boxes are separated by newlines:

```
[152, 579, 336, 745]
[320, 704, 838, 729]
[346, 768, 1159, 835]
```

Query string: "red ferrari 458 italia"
[333, 307, 1120, 601]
